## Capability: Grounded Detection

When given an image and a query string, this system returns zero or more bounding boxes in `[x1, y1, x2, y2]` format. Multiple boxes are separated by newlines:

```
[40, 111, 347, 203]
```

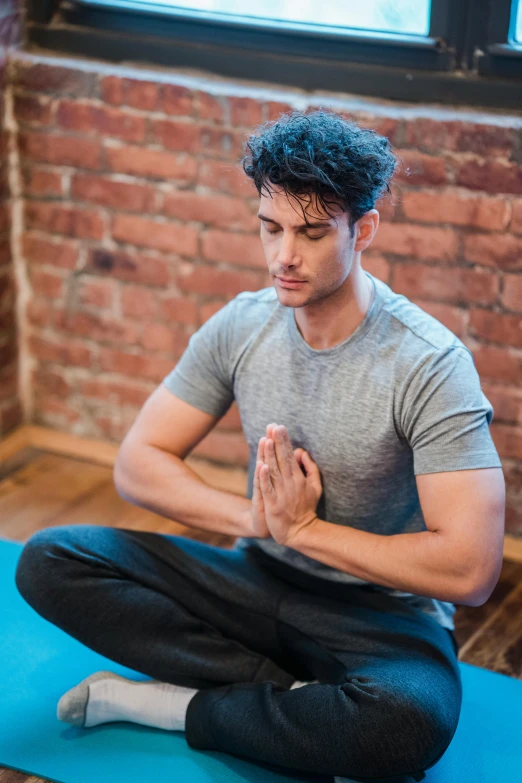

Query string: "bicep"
[118, 385, 221, 461]
[416, 467, 506, 592]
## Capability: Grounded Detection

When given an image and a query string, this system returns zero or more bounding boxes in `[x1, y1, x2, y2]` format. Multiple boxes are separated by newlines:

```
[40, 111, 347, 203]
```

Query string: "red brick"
[409, 298, 467, 338]
[401, 189, 510, 231]
[361, 253, 391, 285]
[37, 397, 81, 425]
[112, 214, 198, 256]
[150, 119, 200, 153]
[501, 273, 522, 313]
[56, 101, 146, 143]
[228, 97, 263, 128]
[199, 300, 226, 323]
[176, 264, 264, 297]
[198, 159, 255, 197]
[0, 204, 10, 234]
[26, 296, 54, 327]
[394, 150, 447, 186]
[29, 267, 65, 299]
[161, 294, 198, 325]
[22, 166, 63, 197]
[11, 60, 96, 96]
[392, 263, 498, 305]
[348, 112, 403, 146]
[161, 84, 194, 116]
[195, 91, 227, 124]
[77, 279, 115, 310]
[404, 119, 514, 156]
[19, 131, 101, 169]
[28, 335, 94, 368]
[100, 76, 159, 110]
[99, 348, 178, 381]
[199, 126, 245, 160]
[54, 307, 139, 345]
[472, 343, 522, 385]
[71, 173, 155, 212]
[13, 93, 53, 125]
[469, 309, 522, 349]
[25, 202, 105, 240]
[370, 223, 458, 262]
[0, 367, 18, 402]
[99, 75, 125, 105]
[105, 144, 197, 182]
[0, 239, 11, 267]
[121, 285, 161, 319]
[511, 200, 522, 234]
[94, 416, 135, 443]
[482, 382, 522, 425]
[0, 341, 17, 369]
[201, 229, 266, 268]
[32, 367, 71, 396]
[490, 423, 522, 460]
[125, 80, 159, 111]
[22, 232, 79, 269]
[265, 101, 294, 122]
[162, 189, 258, 230]
[456, 160, 522, 195]
[463, 233, 522, 271]
[216, 402, 242, 431]
[192, 429, 249, 467]
[139, 323, 187, 353]
[80, 378, 153, 407]
[0, 400, 23, 435]
[86, 248, 170, 287]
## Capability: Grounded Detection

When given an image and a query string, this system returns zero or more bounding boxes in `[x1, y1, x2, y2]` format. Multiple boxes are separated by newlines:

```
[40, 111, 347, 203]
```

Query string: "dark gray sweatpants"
[14, 525, 462, 782]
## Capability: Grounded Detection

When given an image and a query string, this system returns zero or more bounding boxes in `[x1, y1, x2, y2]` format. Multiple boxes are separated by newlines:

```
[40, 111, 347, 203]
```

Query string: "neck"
[294, 264, 373, 351]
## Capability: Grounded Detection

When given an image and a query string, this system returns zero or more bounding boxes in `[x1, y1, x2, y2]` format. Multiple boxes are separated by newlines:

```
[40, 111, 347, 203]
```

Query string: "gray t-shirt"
[162, 271, 502, 631]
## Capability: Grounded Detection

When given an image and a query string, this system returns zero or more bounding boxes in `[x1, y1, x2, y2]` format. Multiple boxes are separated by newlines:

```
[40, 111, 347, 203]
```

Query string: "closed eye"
[265, 230, 325, 242]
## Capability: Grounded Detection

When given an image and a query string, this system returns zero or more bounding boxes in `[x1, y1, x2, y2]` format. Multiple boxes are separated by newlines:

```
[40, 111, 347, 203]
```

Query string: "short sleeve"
[162, 300, 235, 418]
[397, 345, 503, 475]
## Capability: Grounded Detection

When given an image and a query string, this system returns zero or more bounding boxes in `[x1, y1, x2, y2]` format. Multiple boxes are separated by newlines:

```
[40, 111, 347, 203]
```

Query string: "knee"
[15, 526, 74, 607]
[377, 695, 455, 775]
[338, 680, 455, 777]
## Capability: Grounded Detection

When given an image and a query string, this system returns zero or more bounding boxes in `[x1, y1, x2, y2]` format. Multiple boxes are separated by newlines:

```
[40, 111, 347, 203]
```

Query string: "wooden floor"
[1, 446, 521, 783]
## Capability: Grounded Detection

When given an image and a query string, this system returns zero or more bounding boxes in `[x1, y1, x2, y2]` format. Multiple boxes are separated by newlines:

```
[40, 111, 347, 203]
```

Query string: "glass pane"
[133, 0, 432, 36]
[515, 0, 522, 42]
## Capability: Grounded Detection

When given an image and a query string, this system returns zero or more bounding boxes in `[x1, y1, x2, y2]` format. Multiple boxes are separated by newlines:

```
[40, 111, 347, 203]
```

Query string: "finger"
[259, 461, 272, 494]
[264, 438, 280, 484]
[257, 436, 266, 462]
[274, 425, 294, 479]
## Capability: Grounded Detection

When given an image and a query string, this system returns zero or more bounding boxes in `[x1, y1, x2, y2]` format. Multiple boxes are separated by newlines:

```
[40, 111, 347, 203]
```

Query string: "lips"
[278, 277, 305, 283]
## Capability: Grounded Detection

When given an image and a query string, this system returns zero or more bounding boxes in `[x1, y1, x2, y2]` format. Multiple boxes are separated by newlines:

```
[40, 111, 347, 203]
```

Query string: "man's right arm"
[113, 386, 255, 538]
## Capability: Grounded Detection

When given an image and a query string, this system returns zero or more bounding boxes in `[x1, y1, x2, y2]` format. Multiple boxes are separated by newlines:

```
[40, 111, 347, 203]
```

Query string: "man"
[15, 110, 505, 782]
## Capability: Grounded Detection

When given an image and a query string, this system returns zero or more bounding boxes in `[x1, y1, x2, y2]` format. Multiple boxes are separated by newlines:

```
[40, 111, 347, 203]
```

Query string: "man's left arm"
[290, 466, 506, 607]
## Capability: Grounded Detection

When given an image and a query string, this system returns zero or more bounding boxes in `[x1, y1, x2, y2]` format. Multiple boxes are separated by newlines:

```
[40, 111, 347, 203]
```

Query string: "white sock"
[57, 670, 198, 731]
[289, 679, 319, 689]
[84, 677, 197, 730]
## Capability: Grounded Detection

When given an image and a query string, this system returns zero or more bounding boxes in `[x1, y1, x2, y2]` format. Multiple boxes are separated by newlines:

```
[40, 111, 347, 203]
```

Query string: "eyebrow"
[257, 213, 333, 229]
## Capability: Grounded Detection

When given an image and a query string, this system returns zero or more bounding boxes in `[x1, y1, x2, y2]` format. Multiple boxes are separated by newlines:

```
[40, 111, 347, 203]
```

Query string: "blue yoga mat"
[1, 535, 521, 783]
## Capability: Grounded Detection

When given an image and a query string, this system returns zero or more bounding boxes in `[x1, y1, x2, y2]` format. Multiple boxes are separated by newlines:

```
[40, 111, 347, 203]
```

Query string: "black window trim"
[26, 0, 522, 111]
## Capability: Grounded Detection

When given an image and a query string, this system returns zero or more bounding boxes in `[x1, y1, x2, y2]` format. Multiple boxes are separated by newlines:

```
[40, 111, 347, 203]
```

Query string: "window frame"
[26, 0, 522, 111]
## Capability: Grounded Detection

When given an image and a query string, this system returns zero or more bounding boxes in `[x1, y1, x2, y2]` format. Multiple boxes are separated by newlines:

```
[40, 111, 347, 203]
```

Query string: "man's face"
[257, 186, 356, 307]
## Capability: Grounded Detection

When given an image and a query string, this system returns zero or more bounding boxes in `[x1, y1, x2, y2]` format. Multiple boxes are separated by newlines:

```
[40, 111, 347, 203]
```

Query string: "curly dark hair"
[241, 108, 398, 237]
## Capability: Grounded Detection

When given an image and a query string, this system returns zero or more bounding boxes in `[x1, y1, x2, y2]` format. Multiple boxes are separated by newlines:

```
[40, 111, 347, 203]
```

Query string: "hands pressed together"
[250, 423, 323, 548]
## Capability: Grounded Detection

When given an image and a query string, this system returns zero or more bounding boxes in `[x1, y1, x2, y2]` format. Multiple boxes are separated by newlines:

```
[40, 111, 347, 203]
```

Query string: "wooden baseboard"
[0, 424, 248, 499]
[2, 424, 522, 564]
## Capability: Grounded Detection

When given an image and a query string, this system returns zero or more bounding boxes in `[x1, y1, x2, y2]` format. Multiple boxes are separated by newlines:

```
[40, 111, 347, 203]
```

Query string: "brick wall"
[0, 1, 23, 436]
[4, 50, 522, 535]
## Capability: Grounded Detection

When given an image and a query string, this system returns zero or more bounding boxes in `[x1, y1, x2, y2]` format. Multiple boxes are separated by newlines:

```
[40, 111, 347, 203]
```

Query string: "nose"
[276, 231, 300, 268]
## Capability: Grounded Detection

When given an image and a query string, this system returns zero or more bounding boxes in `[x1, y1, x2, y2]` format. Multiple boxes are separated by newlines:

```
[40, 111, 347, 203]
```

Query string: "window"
[27, 0, 522, 110]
